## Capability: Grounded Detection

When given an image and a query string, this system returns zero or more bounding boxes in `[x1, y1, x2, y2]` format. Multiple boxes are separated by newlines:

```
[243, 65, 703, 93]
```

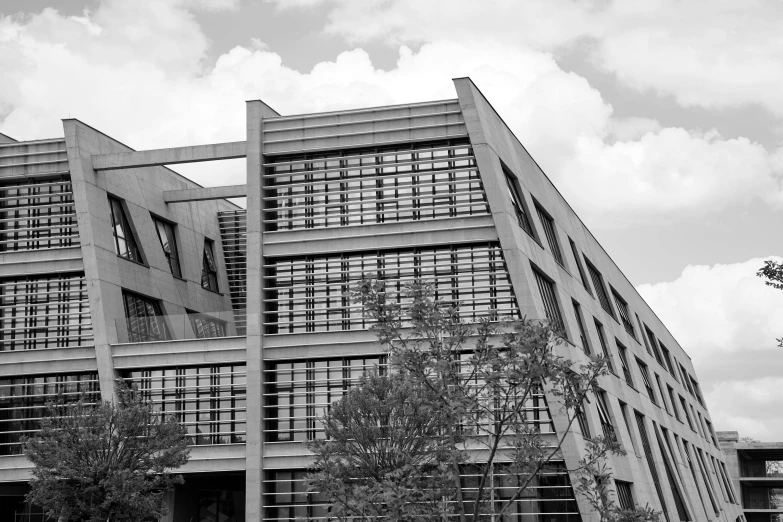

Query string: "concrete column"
[244, 100, 280, 522]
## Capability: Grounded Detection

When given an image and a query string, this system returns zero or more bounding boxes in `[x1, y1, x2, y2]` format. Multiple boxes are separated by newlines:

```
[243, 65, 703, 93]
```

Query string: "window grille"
[265, 242, 520, 334]
[121, 365, 246, 445]
[0, 372, 99, 455]
[0, 175, 79, 252]
[122, 290, 169, 342]
[594, 388, 616, 442]
[585, 260, 614, 318]
[533, 268, 565, 333]
[264, 140, 489, 231]
[654, 424, 691, 521]
[108, 196, 142, 262]
[201, 239, 219, 292]
[572, 300, 591, 355]
[637, 359, 657, 405]
[612, 289, 636, 339]
[152, 217, 181, 278]
[0, 272, 93, 350]
[536, 204, 563, 265]
[218, 210, 247, 335]
[685, 441, 720, 516]
[617, 342, 634, 387]
[635, 412, 670, 522]
[569, 239, 592, 295]
[188, 312, 227, 339]
[615, 481, 635, 510]
[594, 320, 615, 374]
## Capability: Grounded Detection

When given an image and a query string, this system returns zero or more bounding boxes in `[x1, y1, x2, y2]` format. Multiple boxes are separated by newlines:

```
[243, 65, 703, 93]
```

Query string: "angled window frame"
[201, 238, 220, 292]
[572, 299, 592, 355]
[534, 200, 565, 267]
[616, 339, 634, 388]
[502, 166, 535, 239]
[108, 195, 144, 265]
[611, 287, 637, 340]
[568, 238, 593, 296]
[151, 214, 183, 279]
[122, 289, 170, 343]
[584, 258, 616, 319]
[594, 319, 616, 375]
[636, 357, 657, 406]
[532, 265, 566, 335]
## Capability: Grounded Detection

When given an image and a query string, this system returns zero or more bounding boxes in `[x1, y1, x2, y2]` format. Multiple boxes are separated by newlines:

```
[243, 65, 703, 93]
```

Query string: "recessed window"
[658, 342, 676, 376]
[615, 480, 635, 510]
[503, 167, 534, 237]
[594, 388, 616, 442]
[575, 396, 591, 438]
[122, 290, 169, 342]
[109, 196, 142, 263]
[188, 311, 227, 339]
[535, 203, 564, 266]
[585, 259, 615, 319]
[636, 358, 656, 405]
[668, 385, 681, 422]
[594, 319, 615, 374]
[655, 373, 670, 414]
[569, 238, 592, 295]
[572, 300, 591, 355]
[611, 289, 636, 340]
[201, 239, 219, 292]
[617, 341, 634, 387]
[680, 395, 695, 431]
[643, 324, 664, 365]
[152, 217, 182, 278]
[532, 267, 565, 334]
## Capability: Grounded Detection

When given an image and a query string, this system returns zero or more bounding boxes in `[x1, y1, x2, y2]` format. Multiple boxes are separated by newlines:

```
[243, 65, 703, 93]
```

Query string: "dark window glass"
[612, 289, 636, 339]
[572, 300, 591, 355]
[635, 411, 670, 522]
[617, 341, 633, 387]
[533, 268, 565, 333]
[659, 342, 676, 375]
[569, 239, 592, 295]
[594, 320, 615, 374]
[202, 239, 219, 292]
[669, 385, 681, 421]
[637, 314, 652, 355]
[594, 388, 616, 442]
[199, 491, 241, 522]
[0, 175, 79, 252]
[705, 420, 718, 446]
[637, 359, 657, 405]
[153, 217, 181, 278]
[690, 376, 705, 406]
[680, 395, 695, 431]
[266, 242, 520, 334]
[122, 364, 246, 445]
[0, 373, 99, 455]
[0, 272, 93, 350]
[644, 325, 664, 365]
[654, 423, 691, 522]
[264, 139, 489, 230]
[504, 168, 534, 236]
[188, 312, 227, 339]
[122, 290, 169, 342]
[575, 397, 591, 438]
[585, 260, 615, 318]
[616, 481, 635, 510]
[109, 196, 142, 262]
[536, 204, 564, 265]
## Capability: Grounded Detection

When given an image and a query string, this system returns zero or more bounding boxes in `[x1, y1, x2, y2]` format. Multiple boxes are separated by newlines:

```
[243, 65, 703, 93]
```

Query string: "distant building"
[0, 78, 744, 522]
[719, 431, 783, 522]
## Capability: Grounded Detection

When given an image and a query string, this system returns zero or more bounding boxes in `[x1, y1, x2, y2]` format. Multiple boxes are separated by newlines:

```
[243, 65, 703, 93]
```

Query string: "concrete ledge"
[112, 336, 246, 369]
[0, 346, 97, 377]
[163, 184, 247, 203]
[92, 141, 247, 171]
[0, 246, 84, 275]
[180, 444, 246, 473]
[0, 455, 30, 482]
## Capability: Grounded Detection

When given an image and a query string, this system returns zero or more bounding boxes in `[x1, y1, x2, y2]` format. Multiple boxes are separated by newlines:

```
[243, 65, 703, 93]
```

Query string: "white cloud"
[638, 257, 783, 439]
[1, 0, 782, 226]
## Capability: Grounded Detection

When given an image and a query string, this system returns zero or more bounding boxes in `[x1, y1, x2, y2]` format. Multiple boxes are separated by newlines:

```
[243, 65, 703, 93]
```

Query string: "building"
[0, 78, 744, 522]
[719, 432, 783, 522]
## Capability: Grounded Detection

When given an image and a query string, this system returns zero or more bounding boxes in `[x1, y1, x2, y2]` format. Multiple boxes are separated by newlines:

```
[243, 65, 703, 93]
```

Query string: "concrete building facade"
[0, 78, 744, 522]
[718, 432, 783, 522]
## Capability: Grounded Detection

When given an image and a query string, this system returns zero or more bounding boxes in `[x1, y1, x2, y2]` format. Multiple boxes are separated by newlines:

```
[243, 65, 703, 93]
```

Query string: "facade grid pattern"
[218, 210, 247, 335]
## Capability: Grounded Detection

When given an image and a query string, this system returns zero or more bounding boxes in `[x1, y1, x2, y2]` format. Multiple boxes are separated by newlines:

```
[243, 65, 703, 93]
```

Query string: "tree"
[307, 279, 660, 522]
[23, 383, 190, 522]
[757, 260, 783, 347]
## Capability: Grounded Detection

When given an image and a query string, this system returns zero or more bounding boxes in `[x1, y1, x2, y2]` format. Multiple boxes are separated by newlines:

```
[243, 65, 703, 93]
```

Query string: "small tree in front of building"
[757, 259, 783, 347]
[307, 279, 661, 522]
[23, 383, 190, 522]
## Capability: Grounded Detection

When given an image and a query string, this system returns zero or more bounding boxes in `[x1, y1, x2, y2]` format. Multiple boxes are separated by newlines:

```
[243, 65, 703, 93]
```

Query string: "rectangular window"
[615, 481, 635, 510]
[594, 388, 616, 442]
[680, 364, 693, 393]
[152, 217, 182, 278]
[122, 290, 170, 342]
[202, 239, 219, 292]
[504, 168, 534, 237]
[585, 259, 615, 318]
[109, 196, 142, 263]
[719, 461, 738, 504]
[572, 300, 591, 355]
[575, 397, 591, 438]
[705, 420, 718, 446]
[533, 267, 565, 333]
[612, 289, 636, 339]
[656, 374, 670, 414]
[188, 312, 227, 339]
[693, 406, 704, 437]
[659, 342, 676, 375]
[594, 320, 615, 374]
[636, 314, 652, 356]
[669, 385, 681, 421]
[634, 412, 670, 522]
[680, 395, 695, 431]
[535, 203, 564, 266]
[569, 239, 592, 295]
[619, 401, 639, 455]
[637, 359, 657, 405]
[644, 325, 664, 365]
[654, 423, 691, 522]
[617, 341, 634, 387]
[690, 376, 705, 406]
[686, 441, 720, 516]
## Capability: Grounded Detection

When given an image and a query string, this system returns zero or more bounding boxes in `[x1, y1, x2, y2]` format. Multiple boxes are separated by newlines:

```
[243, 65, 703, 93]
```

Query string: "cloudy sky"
[2, 0, 783, 439]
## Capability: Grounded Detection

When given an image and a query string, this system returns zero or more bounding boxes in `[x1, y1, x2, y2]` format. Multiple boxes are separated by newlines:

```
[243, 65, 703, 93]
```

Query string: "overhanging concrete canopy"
[92, 141, 247, 171]
[163, 184, 247, 203]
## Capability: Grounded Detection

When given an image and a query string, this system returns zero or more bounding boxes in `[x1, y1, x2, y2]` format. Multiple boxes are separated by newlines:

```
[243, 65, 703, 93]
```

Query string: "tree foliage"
[24, 384, 190, 522]
[307, 279, 660, 522]
[757, 259, 783, 347]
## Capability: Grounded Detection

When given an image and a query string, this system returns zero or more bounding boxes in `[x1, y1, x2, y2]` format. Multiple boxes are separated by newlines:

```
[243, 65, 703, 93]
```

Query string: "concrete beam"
[163, 184, 247, 203]
[92, 141, 247, 171]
